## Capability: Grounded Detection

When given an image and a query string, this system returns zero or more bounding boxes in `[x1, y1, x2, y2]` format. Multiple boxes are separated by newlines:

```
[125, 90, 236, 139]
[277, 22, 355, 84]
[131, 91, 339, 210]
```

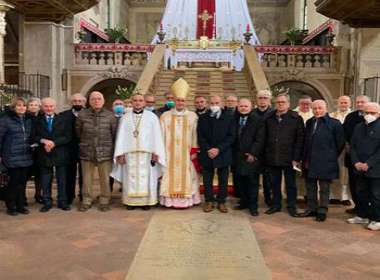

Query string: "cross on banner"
[198, 9, 213, 36]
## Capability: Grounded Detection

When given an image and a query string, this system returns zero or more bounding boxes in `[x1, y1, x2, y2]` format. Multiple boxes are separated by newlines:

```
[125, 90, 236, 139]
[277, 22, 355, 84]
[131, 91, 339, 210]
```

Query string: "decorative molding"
[97, 66, 139, 81]
[74, 43, 155, 53]
[255, 45, 335, 54]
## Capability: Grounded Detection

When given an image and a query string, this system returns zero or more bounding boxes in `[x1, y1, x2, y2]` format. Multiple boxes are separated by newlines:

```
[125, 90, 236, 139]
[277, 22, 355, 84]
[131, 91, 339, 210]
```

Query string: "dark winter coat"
[234, 112, 266, 176]
[303, 114, 345, 180]
[33, 113, 72, 167]
[0, 110, 33, 168]
[350, 118, 380, 178]
[60, 109, 80, 161]
[197, 110, 236, 169]
[343, 110, 365, 167]
[265, 110, 305, 167]
[76, 108, 117, 162]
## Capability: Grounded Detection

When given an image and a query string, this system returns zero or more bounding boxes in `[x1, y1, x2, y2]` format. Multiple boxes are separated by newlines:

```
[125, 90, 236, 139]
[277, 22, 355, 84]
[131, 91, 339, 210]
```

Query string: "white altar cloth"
[165, 48, 245, 71]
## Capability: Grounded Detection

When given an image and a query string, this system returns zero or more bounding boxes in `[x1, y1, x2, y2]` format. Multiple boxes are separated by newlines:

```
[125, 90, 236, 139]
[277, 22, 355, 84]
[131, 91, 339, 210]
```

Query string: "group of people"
[0, 78, 379, 231]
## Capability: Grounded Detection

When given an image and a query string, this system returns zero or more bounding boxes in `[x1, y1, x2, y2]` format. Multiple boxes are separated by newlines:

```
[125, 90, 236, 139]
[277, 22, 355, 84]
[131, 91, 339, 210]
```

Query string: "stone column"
[0, 1, 13, 83]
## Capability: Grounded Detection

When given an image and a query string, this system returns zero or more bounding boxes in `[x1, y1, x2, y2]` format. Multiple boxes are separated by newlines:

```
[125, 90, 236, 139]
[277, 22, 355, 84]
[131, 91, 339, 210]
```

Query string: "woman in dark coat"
[300, 100, 345, 222]
[0, 97, 33, 216]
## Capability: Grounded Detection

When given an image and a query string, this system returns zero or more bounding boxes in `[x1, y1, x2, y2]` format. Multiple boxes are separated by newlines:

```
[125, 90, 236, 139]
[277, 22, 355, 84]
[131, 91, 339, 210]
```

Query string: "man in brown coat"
[76, 91, 117, 211]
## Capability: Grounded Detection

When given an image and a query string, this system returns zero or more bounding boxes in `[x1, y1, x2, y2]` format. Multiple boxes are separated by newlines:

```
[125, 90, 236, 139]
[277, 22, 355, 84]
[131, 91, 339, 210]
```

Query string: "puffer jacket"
[0, 110, 33, 168]
[76, 108, 117, 162]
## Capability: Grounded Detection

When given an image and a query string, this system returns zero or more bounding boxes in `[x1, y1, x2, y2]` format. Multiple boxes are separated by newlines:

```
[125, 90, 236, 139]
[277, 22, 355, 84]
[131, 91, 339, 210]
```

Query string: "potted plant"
[115, 84, 136, 100]
[283, 28, 306, 45]
[105, 25, 128, 43]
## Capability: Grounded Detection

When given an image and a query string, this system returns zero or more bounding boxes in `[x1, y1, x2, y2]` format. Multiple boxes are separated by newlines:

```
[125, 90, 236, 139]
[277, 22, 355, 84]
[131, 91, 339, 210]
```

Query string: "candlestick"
[160, 22, 163, 32]
[246, 24, 250, 33]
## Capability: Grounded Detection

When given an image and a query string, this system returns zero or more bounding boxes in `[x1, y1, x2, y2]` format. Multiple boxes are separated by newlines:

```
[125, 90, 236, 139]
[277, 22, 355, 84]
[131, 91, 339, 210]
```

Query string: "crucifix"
[198, 9, 213, 36]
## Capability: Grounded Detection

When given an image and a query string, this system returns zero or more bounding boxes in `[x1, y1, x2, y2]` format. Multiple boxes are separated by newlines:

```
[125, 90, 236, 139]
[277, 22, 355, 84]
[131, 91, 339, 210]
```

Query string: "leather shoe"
[126, 205, 135, 210]
[329, 199, 341, 205]
[316, 213, 327, 222]
[342, 200, 352, 206]
[40, 205, 51, 213]
[203, 202, 214, 213]
[59, 205, 71, 211]
[35, 196, 44, 204]
[249, 210, 259, 216]
[265, 207, 281, 215]
[6, 209, 18, 216]
[217, 203, 228, 213]
[141, 206, 151, 211]
[17, 208, 30, 215]
[346, 208, 356, 214]
[297, 210, 317, 218]
[287, 208, 299, 217]
[78, 204, 90, 212]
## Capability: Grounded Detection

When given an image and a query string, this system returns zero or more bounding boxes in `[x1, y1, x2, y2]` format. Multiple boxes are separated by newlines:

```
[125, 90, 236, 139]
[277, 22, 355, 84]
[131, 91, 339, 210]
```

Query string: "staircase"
[153, 69, 252, 108]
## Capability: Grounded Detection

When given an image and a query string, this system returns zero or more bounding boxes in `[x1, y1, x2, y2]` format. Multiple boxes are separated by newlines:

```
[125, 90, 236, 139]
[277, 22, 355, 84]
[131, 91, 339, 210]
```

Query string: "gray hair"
[276, 93, 290, 102]
[27, 97, 41, 106]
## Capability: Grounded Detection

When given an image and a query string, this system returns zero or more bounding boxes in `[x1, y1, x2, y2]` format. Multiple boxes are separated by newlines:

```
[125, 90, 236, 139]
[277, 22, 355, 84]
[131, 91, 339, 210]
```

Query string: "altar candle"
[160, 22, 163, 32]
[246, 24, 250, 33]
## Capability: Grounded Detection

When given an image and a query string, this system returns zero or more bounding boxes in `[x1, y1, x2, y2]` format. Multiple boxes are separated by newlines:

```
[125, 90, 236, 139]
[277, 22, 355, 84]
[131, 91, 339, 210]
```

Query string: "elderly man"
[76, 91, 117, 212]
[160, 78, 200, 208]
[343, 95, 370, 214]
[194, 95, 208, 116]
[34, 97, 72, 212]
[252, 89, 273, 207]
[198, 95, 236, 213]
[299, 100, 345, 222]
[225, 94, 238, 116]
[60, 93, 86, 205]
[295, 95, 313, 122]
[347, 102, 380, 231]
[330, 95, 352, 205]
[264, 93, 304, 217]
[234, 98, 265, 216]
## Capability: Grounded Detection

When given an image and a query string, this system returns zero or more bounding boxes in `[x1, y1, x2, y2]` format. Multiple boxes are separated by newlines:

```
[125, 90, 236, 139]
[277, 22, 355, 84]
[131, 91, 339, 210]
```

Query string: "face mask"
[72, 105, 83, 112]
[209, 106, 221, 113]
[145, 106, 155, 112]
[113, 105, 125, 115]
[364, 114, 377, 124]
[166, 101, 175, 108]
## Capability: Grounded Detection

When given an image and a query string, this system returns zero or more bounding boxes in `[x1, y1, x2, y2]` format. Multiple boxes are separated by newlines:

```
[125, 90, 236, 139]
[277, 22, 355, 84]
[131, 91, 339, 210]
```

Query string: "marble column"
[0, 1, 13, 83]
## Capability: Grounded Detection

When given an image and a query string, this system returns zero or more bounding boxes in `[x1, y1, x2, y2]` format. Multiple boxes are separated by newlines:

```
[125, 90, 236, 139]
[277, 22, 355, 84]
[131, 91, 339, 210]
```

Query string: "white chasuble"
[111, 110, 166, 206]
[159, 109, 201, 208]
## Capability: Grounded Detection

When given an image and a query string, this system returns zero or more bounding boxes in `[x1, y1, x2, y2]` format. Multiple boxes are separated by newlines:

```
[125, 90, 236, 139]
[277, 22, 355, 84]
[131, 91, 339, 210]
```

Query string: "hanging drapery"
[196, 0, 216, 39]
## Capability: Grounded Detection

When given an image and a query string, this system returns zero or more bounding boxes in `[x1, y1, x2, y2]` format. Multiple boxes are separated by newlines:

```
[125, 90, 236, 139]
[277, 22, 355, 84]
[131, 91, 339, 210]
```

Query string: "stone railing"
[255, 45, 339, 70]
[74, 43, 155, 66]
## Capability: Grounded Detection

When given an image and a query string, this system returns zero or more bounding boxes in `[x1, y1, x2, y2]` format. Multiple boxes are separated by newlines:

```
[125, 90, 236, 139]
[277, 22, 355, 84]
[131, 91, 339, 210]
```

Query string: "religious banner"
[196, 0, 215, 39]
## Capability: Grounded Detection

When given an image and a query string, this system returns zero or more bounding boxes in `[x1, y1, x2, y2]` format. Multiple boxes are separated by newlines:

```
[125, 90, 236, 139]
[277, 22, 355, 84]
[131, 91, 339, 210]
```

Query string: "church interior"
[0, 1, 380, 279]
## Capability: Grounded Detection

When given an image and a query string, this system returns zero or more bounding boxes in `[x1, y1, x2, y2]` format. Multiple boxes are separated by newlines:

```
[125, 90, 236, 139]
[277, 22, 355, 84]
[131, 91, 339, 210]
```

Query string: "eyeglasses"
[364, 112, 378, 115]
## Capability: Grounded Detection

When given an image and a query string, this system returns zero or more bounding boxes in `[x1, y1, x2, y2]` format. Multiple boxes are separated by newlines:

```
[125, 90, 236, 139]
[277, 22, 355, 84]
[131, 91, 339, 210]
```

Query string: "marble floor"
[0, 187, 379, 280]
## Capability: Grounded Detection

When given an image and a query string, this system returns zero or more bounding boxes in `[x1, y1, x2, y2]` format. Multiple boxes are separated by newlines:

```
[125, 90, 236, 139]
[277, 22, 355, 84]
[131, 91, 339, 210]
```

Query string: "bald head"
[226, 95, 238, 109]
[88, 91, 105, 111]
[238, 98, 252, 114]
[337, 95, 351, 112]
[41, 97, 57, 115]
[312, 99, 327, 118]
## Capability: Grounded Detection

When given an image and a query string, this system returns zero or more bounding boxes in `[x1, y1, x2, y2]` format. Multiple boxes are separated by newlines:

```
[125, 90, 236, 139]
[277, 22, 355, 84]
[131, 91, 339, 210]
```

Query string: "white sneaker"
[367, 221, 380, 231]
[346, 216, 370, 224]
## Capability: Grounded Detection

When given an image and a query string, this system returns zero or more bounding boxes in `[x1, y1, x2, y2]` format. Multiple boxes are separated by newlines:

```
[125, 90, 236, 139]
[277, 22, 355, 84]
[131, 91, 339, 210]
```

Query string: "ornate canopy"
[5, 0, 99, 22]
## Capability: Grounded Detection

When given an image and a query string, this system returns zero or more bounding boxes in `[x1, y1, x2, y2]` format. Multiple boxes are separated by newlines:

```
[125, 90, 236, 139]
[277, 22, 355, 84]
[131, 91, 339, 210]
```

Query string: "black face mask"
[196, 108, 206, 113]
[239, 112, 250, 117]
[73, 105, 83, 112]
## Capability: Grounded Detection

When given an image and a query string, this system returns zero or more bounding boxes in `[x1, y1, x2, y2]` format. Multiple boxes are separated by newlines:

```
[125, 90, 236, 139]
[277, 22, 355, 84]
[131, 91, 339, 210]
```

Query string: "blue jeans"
[269, 166, 297, 210]
[40, 166, 68, 207]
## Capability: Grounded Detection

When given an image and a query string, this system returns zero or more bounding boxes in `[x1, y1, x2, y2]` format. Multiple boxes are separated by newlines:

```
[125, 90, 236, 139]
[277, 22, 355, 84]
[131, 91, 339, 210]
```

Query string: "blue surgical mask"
[166, 101, 175, 108]
[113, 105, 125, 115]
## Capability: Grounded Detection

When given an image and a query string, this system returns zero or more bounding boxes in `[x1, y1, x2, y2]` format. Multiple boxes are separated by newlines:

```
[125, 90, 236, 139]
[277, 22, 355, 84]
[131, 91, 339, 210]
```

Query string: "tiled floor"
[0, 189, 379, 280]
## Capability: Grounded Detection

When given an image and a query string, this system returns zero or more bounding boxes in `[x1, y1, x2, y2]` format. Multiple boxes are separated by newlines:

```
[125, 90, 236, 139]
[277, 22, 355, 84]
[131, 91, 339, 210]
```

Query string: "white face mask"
[209, 106, 221, 113]
[364, 114, 378, 124]
[145, 106, 155, 112]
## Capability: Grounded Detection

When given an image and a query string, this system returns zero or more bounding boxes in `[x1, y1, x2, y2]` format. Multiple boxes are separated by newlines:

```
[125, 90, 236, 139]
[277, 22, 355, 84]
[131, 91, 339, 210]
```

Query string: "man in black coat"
[60, 93, 86, 205]
[198, 95, 236, 213]
[34, 98, 72, 212]
[234, 98, 265, 216]
[347, 102, 380, 231]
[299, 100, 345, 222]
[156, 91, 175, 117]
[264, 93, 304, 217]
[252, 89, 274, 207]
[343, 95, 370, 214]
[194, 95, 208, 116]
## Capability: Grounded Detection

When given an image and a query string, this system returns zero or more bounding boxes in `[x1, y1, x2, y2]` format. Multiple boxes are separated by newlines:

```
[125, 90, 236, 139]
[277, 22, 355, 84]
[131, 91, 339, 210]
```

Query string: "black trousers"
[348, 165, 359, 208]
[269, 166, 297, 210]
[305, 178, 330, 214]
[231, 168, 240, 198]
[6, 167, 30, 211]
[203, 167, 229, 203]
[236, 172, 260, 211]
[356, 176, 380, 222]
[259, 167, 272, 206]
[40, 166, 68, 207]
[66, 159, 82, 204]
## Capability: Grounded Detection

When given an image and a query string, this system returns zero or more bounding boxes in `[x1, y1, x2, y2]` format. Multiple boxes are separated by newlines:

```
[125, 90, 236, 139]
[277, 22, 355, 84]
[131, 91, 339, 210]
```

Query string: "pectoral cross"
[198, 9, 213, 36]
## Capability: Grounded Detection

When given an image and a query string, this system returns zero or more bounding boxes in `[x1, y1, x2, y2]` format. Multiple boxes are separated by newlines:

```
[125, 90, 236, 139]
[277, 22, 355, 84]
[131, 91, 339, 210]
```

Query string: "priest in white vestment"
[159, 78, 201, 208]
[111, 93, 166, 209]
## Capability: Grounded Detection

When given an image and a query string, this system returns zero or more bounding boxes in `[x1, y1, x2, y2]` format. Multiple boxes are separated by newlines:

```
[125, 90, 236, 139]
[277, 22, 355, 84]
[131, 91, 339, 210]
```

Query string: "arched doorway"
[272, 80, 324, 109]
[87, 78, 136, 109]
